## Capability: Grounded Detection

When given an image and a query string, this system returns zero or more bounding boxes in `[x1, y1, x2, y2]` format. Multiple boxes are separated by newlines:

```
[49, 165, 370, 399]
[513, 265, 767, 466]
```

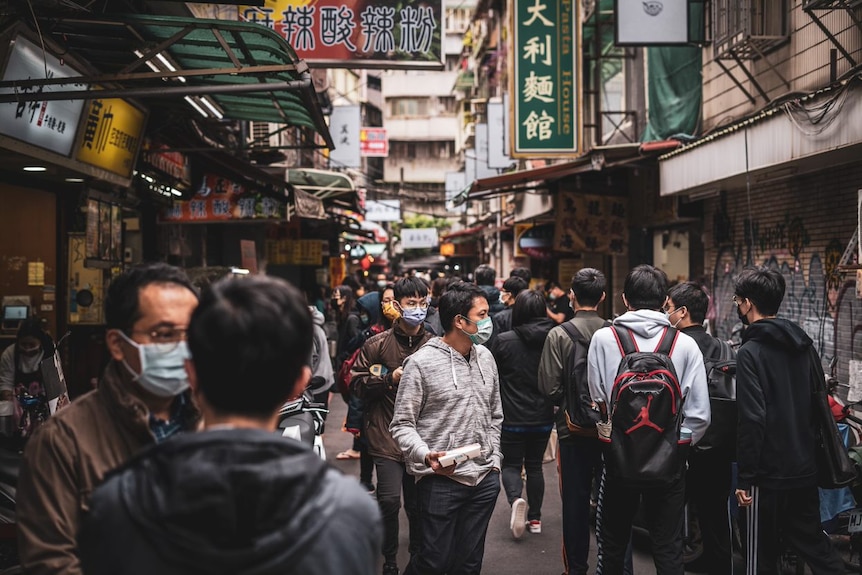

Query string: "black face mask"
[737, 305, 750, 326]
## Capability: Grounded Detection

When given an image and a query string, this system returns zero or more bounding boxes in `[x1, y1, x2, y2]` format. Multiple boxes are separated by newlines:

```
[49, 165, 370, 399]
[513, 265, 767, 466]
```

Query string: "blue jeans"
[403, 471, 501, 575]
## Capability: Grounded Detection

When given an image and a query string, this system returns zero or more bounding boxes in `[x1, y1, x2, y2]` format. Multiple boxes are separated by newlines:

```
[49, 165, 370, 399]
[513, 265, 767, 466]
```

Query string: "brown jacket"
[351, 322, 432, 461]
[16, 361, 199, 575]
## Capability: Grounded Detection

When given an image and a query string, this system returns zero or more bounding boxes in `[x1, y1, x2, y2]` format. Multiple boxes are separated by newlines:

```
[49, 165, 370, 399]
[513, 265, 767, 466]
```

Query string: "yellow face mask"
[382, 301, 402, 323]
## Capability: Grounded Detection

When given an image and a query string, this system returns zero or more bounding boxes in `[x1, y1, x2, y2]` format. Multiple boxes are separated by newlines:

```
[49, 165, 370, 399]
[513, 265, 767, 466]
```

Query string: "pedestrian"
[587, 264, 710, 575]
[666, 281, 735, 575]
[538, 267, 609, 575]
[474, 264, 505, 316]
[487, 276, 529, 348]
[0, 317, 55, 440]
[78, 275, 382, 575]
[17, 263, 201, 575]
[510, 266, 532, 284]
[546, 280, 575, 324]
[352, 277, 435, 575]
[390, 281, 502, 575]
[733, 266, 844, 574]
[491, 289, 555, 538]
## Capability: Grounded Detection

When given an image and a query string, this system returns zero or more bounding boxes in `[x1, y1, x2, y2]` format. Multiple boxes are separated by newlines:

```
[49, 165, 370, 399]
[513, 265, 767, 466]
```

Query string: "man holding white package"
[390, 281, 503, 575]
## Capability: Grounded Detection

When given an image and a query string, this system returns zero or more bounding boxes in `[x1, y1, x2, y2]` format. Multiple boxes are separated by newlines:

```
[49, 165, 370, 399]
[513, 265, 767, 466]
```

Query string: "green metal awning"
[286, 168, 359, 211]
[0, 14, 333, 148]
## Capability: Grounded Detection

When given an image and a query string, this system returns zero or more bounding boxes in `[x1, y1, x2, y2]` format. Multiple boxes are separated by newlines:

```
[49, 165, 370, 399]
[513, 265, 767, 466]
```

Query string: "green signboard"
[511, 0, 581, 157]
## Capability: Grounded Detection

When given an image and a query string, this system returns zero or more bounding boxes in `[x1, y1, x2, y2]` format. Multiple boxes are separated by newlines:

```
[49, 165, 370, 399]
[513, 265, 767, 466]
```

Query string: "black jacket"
[479, 285, 505, 317]
[736, 318, 819, 490]
[78, 429, 382, 575]
[679, 325, 724, 363]
[491, 318, 556, 427]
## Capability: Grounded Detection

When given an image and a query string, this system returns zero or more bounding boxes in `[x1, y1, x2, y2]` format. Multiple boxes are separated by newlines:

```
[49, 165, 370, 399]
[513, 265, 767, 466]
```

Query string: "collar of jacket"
[99, 361, 201, 443]
[393, 321, 430, 349]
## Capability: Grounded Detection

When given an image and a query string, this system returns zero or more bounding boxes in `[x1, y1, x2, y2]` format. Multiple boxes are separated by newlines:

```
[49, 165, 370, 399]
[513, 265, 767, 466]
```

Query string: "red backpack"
[336, 324, 384, 396]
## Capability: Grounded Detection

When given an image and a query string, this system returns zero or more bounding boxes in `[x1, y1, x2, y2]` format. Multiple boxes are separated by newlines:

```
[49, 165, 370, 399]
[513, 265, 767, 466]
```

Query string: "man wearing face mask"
[17, 263, 200, 575]
[390, 281, 502, 575]
[352, 277, 434, 575]
[666, 281, 736, 575]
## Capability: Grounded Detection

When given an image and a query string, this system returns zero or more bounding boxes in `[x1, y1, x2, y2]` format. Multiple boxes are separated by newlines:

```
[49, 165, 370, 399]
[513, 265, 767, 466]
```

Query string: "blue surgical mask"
[119, 331, 191, 398]
[401, 306, 428, 327]
[460, 316, 493, 345]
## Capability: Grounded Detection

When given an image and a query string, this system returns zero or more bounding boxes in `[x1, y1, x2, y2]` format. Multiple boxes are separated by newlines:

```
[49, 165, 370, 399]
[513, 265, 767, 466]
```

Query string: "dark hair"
[510, 267, 532, 283]
[188, 276, 313, 419]
[511, 290, 547, 327]
[734, 266, 785, 316]
[394, 277, 429, 301]
[431, 277, 449, 298]
[623, 265, 668, 311]
[544, 280, 561, 292]
[668, 281, 709, 324]
[571, 267, 606, 307]
[439, 282, 488, 333]
[16, 317, 52, 353]
[502, 276, 528, 296]
[340, 275, 361, 292]
[105, 262, 198, 331]
[474, 264, 496, 286]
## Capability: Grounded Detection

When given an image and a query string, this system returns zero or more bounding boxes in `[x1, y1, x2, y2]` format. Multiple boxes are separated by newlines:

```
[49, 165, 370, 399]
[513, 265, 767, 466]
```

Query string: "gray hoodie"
[587, 309, 711, 444]
[390, 337, 502, 486]
[308, 307, 334, 395]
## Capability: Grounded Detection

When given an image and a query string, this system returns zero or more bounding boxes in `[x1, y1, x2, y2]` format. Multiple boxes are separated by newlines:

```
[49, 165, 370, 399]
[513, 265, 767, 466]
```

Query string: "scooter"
[276, 389, 328, 460]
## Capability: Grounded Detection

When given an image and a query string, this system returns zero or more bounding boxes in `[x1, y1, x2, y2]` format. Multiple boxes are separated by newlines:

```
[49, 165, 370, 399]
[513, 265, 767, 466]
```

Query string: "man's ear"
[621, 293, 630, 310]
[599, 291, 606, 304]
[105, 329, 126, 361]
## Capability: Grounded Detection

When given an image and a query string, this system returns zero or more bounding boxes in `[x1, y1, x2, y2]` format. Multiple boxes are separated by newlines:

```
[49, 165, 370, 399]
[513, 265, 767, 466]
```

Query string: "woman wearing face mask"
[0, 318, 54, 439]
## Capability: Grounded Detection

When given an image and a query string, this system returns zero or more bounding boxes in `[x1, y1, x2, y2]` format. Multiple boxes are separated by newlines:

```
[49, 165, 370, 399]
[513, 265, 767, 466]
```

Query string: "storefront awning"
[459, 144, 644, 204]
[0, 15, 333, 148]
[287, 168, 360, 211]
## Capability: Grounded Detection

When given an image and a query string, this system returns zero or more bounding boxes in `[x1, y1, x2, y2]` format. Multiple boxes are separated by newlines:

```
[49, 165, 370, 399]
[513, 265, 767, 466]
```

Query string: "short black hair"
[734, 266, 785, 316]
[431, 277, 449, 298]
[105, 263, 198, 331]
[571, 268, 606, 307]
[188, 276, 313, 419]
[394, 277, 429, 301]
[668, 281, 709, 324]
[511, 290, 547, 327]
[510, 267, 532, 283]
[502, 276, 528, 296]
[623, 265, 668, 311]
[474, 265, 496, 286]
[439, 282, 488, 333]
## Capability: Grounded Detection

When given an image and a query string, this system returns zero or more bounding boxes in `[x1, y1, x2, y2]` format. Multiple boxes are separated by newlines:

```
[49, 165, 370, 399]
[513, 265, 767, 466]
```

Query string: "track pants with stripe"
[744, 484, 844, 575]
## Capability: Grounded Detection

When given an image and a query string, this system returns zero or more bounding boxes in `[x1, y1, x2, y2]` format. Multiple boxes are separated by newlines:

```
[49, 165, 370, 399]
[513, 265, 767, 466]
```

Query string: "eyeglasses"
[732, 295, 743, 307]
[400, 300, 429, 310]
[127, 326, 188, 352]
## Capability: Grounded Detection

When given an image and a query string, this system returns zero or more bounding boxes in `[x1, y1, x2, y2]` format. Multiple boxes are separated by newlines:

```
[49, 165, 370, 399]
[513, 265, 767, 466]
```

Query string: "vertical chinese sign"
[511, 0, 581, 157]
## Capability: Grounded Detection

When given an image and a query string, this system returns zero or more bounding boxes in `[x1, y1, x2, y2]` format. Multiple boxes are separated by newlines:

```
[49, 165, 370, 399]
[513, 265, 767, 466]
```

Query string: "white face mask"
[118, 331, 191, 398]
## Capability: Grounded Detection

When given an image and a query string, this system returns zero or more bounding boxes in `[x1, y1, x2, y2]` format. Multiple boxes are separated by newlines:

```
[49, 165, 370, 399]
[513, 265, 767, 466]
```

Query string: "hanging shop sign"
[0, 35, 87, 156]
[510, 0, 581, 157]
[329, 105, 361, 168]
[85, 197, 123, 265]
[401, 228, 439, 249]
[141, 140, 192, 188]
[240, 0, 443, 69]
[360, 127, 388, 157]
[266, 238, 324, 266]
[75, 96, 147, 178]
[553, 192, 628, 255]
[364, 199, 401, 222]
[160, 174, 286, 223]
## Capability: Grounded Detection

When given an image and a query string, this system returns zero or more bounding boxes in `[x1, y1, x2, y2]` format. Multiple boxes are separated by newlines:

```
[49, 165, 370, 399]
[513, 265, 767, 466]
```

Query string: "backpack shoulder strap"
[611, 325, 639, 356]
[560, 321, 580, 343]
[653, 326, 679, 356]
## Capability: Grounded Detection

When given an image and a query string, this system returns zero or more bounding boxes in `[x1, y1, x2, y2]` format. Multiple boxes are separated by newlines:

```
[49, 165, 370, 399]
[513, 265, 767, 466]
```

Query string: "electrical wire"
[25, 0, 49, 79]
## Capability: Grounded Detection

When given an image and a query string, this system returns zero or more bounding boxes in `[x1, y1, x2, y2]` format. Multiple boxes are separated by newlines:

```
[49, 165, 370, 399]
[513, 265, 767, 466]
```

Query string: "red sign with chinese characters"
[159, 175, 286, 223]
[360, 127, 388, 157]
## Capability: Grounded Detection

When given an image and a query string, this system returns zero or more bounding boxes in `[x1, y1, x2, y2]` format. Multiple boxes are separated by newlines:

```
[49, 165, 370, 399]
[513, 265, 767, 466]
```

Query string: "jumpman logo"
[625, 395, 664, 434]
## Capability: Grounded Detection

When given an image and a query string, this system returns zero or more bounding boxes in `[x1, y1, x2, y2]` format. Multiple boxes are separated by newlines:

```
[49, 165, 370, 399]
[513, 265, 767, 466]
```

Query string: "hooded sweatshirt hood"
[612, 309, 672, 338]
[357, 291, 381, 326]
[309, 306, 325, 327]
[111, 429, 332, 574]
[742, 317, 812, 353]
[512, 317, 556, 349]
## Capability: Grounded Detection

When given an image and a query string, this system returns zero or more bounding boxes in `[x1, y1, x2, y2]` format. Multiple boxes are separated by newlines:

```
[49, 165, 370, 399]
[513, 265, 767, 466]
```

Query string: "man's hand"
[425, 451, 455, 475]
[735, 488, 752, 507]
[392, 367, 404, 384]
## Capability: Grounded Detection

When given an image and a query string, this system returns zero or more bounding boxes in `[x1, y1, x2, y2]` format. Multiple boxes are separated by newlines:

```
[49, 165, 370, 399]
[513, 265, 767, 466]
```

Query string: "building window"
[389, 98, 430, 117]
[438, 96, 458, 115]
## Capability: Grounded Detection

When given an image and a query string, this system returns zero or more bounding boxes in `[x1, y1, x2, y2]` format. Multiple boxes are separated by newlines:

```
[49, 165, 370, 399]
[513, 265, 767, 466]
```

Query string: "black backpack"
[695, 339, 737, 453]
[559, 321, 608, 436]
[604, 326, 685, 486]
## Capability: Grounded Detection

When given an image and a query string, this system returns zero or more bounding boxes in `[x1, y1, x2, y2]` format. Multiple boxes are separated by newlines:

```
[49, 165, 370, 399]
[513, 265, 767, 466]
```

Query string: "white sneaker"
[510, 498, 527, 539]
[528, 520, 542, 534]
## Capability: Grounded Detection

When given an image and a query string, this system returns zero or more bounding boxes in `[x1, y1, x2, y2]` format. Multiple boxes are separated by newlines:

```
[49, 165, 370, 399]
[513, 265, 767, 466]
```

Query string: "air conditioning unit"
[249, 121, 280, 148]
